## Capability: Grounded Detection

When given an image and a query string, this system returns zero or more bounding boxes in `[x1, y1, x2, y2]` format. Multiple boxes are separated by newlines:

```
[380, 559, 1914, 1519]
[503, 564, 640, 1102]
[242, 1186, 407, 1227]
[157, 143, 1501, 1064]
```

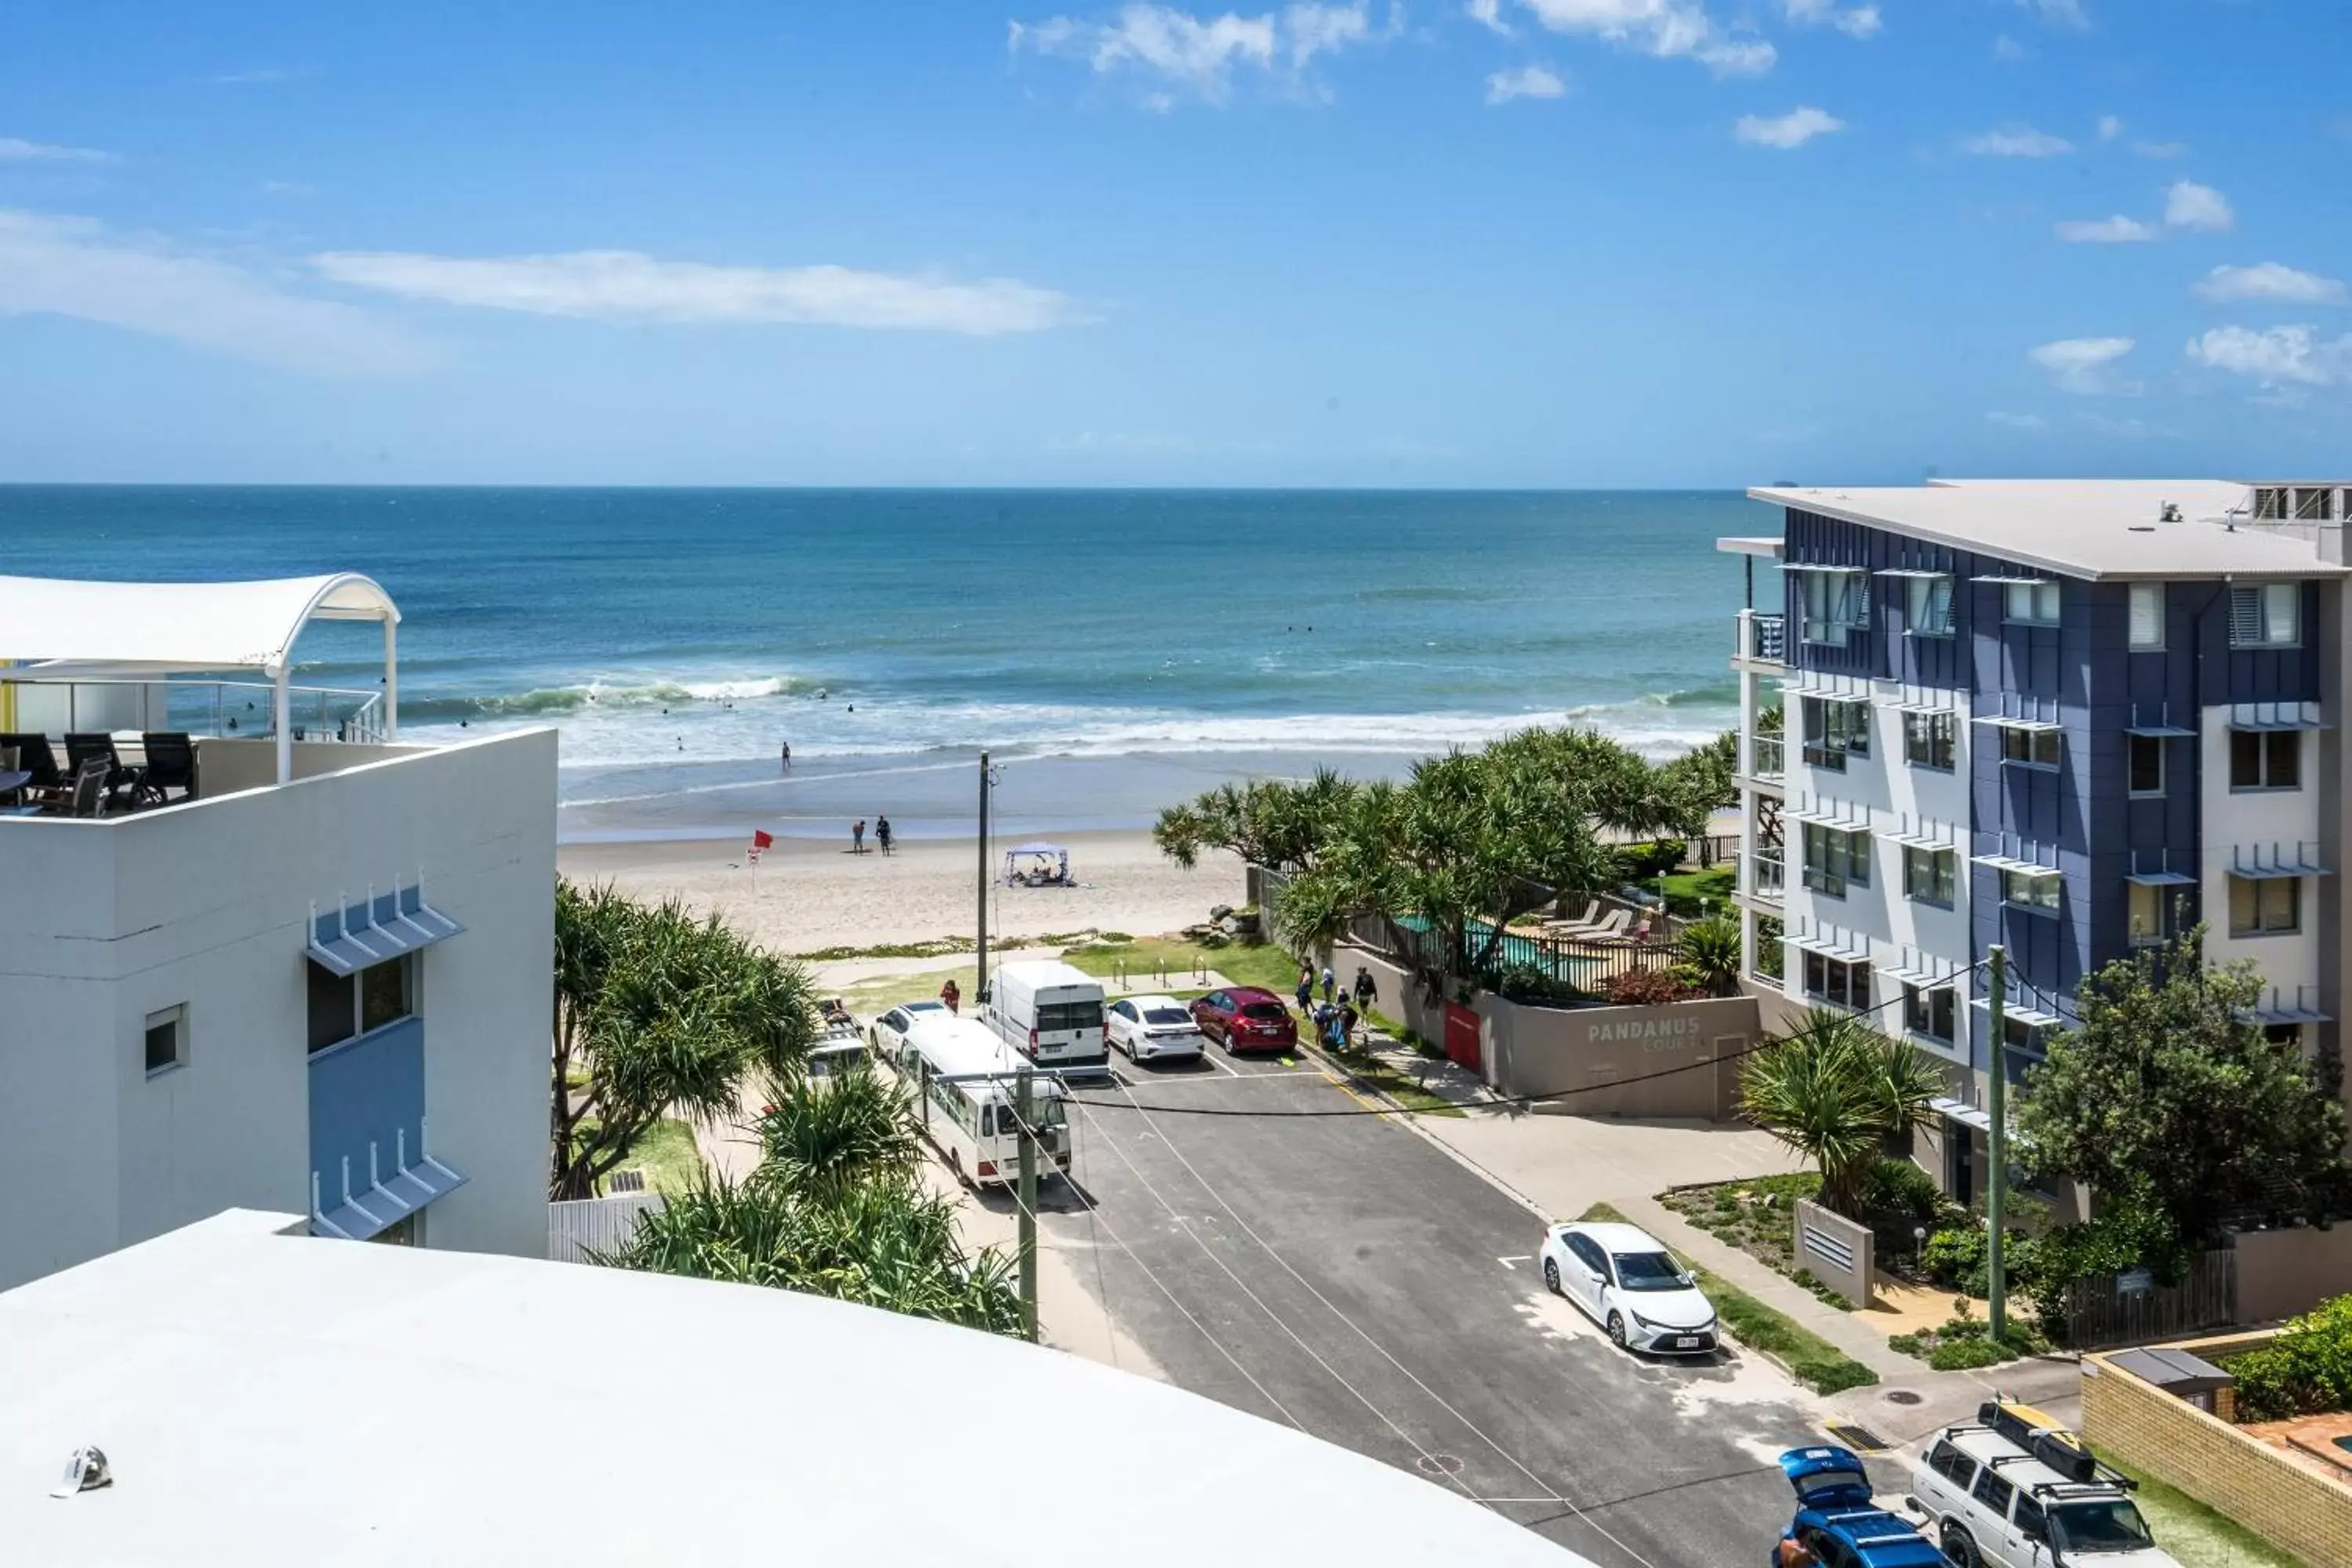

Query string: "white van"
[898, 1014, 1073, 1187]
[982, 959, 1109, 1073]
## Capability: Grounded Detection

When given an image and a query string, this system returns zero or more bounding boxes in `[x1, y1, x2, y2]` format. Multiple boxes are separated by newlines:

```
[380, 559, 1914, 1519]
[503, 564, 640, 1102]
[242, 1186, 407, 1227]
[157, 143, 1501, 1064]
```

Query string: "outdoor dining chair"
[136, 733, 198, 806]
[0, 732, 70, 809]
[64, 733, 138, 811]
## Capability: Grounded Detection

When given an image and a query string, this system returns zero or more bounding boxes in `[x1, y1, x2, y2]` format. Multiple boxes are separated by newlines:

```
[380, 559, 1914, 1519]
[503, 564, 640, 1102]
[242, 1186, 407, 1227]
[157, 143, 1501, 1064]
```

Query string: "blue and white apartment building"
[1723, 479, 2350, 1203]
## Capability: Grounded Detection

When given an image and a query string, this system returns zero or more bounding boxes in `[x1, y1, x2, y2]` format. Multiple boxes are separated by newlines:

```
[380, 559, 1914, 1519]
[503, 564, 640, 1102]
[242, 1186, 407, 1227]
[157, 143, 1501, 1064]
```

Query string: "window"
[1971, 1468, 2016, 1517]
[2004, 580, 2061, 626]
[2296, 487, 2337, 522]
[2230, 729, 2301, 790]
[1800, 569, 1871, 646]
[143, 1004, 187, 1076]
[1998, 725, 2063, 768]
[2229, 874, 2300, 937]
[2128, 882, 2167, 946]
[2004, 1014, 2045, 1058]
[1802, 824, 1871, 897]
[2128, 583, 2165, 649]
[1905, 984, 1956, 1044]
[307, 953, 417, 1054]
[1109, 1000, 1134, 1022]
[2264, 1023, 2306, 1049]
[2014, 1494, 2049, 1541]
[1802, 950, 1871, 1011]
[1904, 710, 1957, 772]
[1907, 575, 1955, 636]
[1802, 698, 1870, 771]
[2255, 485, 2289, 521]
[1036, 998, 1105, 1032]
[1903, 845, 1957, 908]
[1927, 1441, 1977, 1490]
[2229, 583, 2300, 648]
[2128, 734, 2165, 796]
[2002, 868, 2062, 913]
[372, 1213, 422, 1247]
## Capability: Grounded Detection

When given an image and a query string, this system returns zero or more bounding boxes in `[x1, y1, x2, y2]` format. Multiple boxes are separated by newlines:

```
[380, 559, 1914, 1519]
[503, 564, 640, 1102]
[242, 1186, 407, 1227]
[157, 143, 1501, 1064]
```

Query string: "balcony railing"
[1744, 848, 1785, 903]
[1749, 735, 1785, 782]
[1737, 611, 1786, 665]
[1, 676, 386, 743]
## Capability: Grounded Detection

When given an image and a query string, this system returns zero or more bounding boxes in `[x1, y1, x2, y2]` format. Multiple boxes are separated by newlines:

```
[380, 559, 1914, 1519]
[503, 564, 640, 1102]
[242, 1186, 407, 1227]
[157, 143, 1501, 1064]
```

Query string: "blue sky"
[0, 0, 2345, 485]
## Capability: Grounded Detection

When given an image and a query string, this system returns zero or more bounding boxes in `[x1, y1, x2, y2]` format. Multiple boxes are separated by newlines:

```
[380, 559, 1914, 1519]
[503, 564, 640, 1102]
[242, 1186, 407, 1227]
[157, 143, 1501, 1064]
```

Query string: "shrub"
[1497, 961, 1583, 1006]
[1922, 1226, 1987, 1290]
[2228, 1294, 2352, 1422]
[1615, 840, 1687, 879]
[1602, 967, 1681, 1007]
[2024, 1202, 2186, 1343]
[1929, 1337, 2014, 1371]
[1860, 1156, 1944, 1227]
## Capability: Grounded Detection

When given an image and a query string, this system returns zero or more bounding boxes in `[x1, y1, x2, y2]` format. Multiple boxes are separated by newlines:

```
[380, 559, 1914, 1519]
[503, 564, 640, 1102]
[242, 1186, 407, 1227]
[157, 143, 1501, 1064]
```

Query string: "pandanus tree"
[1738, 1009, 1944, 1216]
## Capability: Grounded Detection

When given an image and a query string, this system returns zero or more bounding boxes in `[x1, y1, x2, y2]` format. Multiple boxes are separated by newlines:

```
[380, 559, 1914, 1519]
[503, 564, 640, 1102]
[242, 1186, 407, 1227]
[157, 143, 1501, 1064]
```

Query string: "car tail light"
[978, 1161, 997, 1178]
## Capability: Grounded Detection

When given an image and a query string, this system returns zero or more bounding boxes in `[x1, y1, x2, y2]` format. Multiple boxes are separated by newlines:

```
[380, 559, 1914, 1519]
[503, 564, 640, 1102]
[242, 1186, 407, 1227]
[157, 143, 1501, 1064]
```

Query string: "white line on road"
[1497, 1255, 1533, 1269]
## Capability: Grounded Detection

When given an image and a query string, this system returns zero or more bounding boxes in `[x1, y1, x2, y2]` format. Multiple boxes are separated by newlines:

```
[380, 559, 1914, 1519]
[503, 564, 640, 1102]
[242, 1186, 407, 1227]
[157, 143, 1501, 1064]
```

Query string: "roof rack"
[1949, 1421, 2136, 1492]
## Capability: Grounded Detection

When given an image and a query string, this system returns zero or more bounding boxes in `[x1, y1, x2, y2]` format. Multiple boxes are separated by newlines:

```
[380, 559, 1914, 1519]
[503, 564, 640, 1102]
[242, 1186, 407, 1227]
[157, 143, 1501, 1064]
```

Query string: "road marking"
[1496, 1254, 1532, 1269]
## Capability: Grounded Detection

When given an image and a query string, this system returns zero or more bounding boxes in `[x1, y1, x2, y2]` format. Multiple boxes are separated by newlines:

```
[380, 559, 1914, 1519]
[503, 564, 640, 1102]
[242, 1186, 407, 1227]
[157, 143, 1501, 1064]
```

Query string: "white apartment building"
[0, 573, 554, 1290]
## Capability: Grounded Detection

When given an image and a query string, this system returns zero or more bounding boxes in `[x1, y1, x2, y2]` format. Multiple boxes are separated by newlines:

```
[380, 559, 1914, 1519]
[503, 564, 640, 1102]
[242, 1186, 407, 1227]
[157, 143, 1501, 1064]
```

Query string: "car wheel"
[1606, 1312, 1628, 1350]
[1543, 1257, 1562, 1295]
[1941, 1526, 1980, 1568]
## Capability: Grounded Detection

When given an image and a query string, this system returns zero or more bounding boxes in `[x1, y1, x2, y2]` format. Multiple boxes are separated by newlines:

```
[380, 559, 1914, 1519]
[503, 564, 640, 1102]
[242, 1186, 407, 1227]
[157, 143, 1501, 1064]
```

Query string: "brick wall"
[2082, 1346, 2352, 1568]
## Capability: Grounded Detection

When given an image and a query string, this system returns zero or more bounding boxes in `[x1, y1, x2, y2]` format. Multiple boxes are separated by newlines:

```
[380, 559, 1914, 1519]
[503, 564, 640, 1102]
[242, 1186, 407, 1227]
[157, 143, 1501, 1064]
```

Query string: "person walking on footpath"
[875, 815, 894, 855]
[1319, 963, 1336, 1005]
[939, 977, 960, 1014]
[1352, 964, 1376, 1011]
[1338, 996, 1360, 1051]
[851, 818, 866, 854]
[1294, 964, 1314, 1018]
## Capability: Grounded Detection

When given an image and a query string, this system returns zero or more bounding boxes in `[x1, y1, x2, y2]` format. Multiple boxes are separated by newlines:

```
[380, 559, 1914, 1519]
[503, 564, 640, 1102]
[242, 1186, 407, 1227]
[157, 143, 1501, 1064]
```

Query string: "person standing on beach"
[780, 741, 791, 773]
[1294, 964, 1313, 1018]
[852, 818, 866, 854]
[876, 815, 894, 855]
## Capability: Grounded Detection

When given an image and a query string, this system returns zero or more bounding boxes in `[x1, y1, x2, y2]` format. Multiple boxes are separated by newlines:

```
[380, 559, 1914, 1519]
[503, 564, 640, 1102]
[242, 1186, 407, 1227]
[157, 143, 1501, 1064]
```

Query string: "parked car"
[1910, 1422, 2176, 1568]
[1537, 1219, 1718, 1354]
[1777, 1446, 1949, 1568]
[1190, 986, 1298, 1054]
[869, 1000, 949, 1067]
[1107, 995, 1208, 1062]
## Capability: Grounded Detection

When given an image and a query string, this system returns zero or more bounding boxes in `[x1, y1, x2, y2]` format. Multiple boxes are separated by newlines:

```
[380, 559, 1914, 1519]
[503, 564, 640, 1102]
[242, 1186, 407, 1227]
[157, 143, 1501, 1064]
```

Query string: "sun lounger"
[1555, 909, 1629, 942]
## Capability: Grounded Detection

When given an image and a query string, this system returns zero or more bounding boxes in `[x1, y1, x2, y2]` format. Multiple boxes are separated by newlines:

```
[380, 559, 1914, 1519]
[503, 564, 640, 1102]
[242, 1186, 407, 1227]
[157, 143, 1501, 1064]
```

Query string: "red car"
[1190, 986, 1298, 1054]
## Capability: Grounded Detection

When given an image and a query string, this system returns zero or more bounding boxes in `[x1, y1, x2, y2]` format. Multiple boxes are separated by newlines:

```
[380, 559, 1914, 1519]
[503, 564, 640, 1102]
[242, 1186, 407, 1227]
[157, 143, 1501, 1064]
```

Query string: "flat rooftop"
[0, 1211, 1588, 1566]
[1745, 478, 2346, 581]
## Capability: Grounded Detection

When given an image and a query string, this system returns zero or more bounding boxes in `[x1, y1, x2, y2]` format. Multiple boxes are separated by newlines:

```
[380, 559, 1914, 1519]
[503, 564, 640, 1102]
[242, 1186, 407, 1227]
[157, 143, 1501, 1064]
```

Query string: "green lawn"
[1657, 865, 1736, 918]
[2102, 1456, 2311, 1568]
[1581, 1202, 1878, 1395]
[1058, 935, 1302, 996]
[604, 1116, 706, 1196]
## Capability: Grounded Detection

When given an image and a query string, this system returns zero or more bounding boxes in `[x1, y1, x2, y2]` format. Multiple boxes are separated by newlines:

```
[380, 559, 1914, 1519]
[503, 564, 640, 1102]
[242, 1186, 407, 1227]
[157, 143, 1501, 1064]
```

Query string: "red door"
[1443, 1003, 1481, 1073]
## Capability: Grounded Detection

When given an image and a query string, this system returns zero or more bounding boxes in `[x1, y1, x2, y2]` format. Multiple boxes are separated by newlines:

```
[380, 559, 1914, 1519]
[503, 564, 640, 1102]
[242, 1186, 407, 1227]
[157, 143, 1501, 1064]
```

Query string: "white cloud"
[1962, 125, 2074, 157]
[2164, 180, 2233, 232]
[0, 209, 427, 376]
[2013, 0, 2088, 29]
[2194, 263, 2347, 307]
[2054, 215, 2154, 244]
[2096, 114, 2121, 142]
[1986, 411, 2048, 428]
[1782, 0, 1880, 38]
[0, 136, 117, 164]
[313, 249, 1087, 336]
[2132, 140, 2185, 159]
[1512, 0, 1776, 76]
[2187, 325, 2352, 388]
[1735, 106, 1843, 148]
[1991, 33, 2031, 61]
[2030, 335, 2136, 394]
[1009, 2, 1392, 102]
[1467, 0, 1512, 31]
[1485, 63, 1566, 102]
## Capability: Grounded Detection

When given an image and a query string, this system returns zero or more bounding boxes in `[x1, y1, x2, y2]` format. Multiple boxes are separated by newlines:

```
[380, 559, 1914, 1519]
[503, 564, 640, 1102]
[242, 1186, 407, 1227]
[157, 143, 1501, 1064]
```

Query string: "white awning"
[1884, 828, 1958, 850]
[1782, 561, 1867, 573]
[1788, 931, 1872, 964]
[2229, 852, 2332, 880]
[2123, 721, 2198, 737]
[1932, 1096, 1993, 1134]
[1879, 961, 1961, 991]
[1784, 683, 1869, 703]
[1874, 568, 1950, 579]
[1973, 853, 2060, 877]
[1971, 997, 2065, 1029]
[1888, 695, 1961, 715]
[2227, 701, 2330, 732]
[1972, 713, 2063, 734]
[2241, 1002, 2333, 1026]
[1788, 805, 1873, 833]
[1970, 573, 2052, 585]
[0, 572, 398, 674]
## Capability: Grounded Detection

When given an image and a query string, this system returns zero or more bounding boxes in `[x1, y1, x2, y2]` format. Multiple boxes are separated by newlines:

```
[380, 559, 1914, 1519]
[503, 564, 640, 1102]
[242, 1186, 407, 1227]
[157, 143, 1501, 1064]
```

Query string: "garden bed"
[1659, 1163, 1955, 1302]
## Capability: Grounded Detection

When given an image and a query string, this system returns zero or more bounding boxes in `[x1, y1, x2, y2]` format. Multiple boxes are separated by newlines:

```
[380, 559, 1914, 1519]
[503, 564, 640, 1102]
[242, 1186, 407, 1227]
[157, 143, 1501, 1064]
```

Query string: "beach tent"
[0, 573, 402, 784]
[1004, 842, 1071, 886]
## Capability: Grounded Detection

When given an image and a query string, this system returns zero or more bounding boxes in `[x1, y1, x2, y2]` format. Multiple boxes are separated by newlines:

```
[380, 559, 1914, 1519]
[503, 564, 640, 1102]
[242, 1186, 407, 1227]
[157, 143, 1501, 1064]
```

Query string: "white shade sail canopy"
[0, 572, 398, 674]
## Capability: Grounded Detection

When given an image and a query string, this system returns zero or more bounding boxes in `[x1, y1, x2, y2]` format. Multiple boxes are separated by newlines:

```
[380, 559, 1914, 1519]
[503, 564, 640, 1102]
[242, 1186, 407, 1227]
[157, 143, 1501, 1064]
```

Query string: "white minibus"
[982, 959, 1109, 1073]
[898, 1014, 1073, 1188]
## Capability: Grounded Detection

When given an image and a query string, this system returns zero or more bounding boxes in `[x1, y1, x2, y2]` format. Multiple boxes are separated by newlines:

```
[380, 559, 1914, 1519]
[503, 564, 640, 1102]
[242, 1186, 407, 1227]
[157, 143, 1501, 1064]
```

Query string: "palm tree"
[753, 1062, 922, 1209]
[1739, 1009, 1941, 1216]
[1674, 916, 1743, 997]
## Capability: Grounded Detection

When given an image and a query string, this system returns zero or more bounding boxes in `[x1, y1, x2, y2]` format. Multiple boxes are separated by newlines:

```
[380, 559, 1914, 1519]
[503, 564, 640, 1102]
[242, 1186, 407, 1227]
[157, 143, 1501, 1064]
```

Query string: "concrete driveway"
[1041, 1054, 1824, 1566]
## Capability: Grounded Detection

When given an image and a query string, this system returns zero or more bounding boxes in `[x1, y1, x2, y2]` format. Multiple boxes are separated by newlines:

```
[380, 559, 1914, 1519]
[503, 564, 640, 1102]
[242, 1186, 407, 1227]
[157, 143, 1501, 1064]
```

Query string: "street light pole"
[1016, 1063, 1038, 1343]
[976, 750, 990, 998]
[1987, 942, 2009, 1341]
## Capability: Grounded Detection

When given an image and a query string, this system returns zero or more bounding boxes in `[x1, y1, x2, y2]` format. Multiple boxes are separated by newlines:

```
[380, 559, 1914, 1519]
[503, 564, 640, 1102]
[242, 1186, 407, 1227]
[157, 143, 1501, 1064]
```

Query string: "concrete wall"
[0, 729, 555, 1289]
[2237, 1225, 2352, 1326]
[1482, 994, 1757, 1119]
[2084, 1345, 2352, 1568]
[192, 738, 435, 798]
[1334, 943, 1449, 1054]
[1794, 1199, 1874, 1307]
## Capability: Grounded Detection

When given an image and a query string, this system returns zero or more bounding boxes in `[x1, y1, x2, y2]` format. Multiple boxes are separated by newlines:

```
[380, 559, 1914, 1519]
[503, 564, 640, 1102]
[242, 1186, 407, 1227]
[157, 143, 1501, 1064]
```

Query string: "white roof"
[0, 1211, 1584, 1566]
[1745, 479, 2343, 582]
[0, 572, 397, 674]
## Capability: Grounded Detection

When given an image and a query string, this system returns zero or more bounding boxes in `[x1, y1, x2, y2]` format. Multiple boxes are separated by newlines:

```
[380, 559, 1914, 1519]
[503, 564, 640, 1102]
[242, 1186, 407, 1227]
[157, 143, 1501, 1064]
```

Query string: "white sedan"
[1106, 995, 1208, 1063]
[868, 1000, 950, 1067]
[1538, 1219, 1719, 1356]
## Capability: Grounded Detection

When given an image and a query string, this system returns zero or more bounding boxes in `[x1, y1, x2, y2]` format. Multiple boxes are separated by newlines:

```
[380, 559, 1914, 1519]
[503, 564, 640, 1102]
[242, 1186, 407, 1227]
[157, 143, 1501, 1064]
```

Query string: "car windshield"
[1145, 1007, 1192, 1026]
[1610, 1250, 1691, 1290]
[908, 1000, 944, 1011]
[2049, 1500, 2155, 1553]
[1240, 1002, 1287, 1020]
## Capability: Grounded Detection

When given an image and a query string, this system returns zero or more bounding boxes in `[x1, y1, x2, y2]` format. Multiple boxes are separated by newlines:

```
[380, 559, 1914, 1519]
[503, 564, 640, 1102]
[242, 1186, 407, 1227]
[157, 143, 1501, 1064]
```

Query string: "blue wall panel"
[308, 1016, 426, 1203]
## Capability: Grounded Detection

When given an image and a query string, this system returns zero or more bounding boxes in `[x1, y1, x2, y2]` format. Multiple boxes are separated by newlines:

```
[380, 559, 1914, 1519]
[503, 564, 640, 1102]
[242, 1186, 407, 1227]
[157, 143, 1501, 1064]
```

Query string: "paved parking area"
[1037, 1051, 1826, 1567]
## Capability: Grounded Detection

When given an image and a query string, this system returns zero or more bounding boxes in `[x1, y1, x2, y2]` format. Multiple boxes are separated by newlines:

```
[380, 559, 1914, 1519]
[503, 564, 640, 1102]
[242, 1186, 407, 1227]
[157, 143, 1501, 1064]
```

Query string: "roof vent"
[49, 1445, 111, 1499]
[2159, 501, 2183, 523]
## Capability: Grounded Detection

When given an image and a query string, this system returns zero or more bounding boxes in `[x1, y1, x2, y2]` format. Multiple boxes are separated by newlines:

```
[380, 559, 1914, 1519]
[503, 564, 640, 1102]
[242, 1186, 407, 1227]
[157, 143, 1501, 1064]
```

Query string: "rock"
[1209, 903, 1234, 921]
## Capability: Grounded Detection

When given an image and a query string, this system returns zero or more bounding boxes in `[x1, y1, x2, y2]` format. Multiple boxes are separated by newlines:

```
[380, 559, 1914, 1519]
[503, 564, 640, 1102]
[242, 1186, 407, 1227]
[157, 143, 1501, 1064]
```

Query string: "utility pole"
[1016, 1063, 1038, 1343]
[1986, 942, 2008, 1341]
[976, 750, 990, 1000]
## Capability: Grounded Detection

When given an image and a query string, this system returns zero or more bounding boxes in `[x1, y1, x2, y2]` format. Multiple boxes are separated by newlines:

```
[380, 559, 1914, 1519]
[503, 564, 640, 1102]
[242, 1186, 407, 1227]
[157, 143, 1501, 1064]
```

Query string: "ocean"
[0, 487, 1777, 840]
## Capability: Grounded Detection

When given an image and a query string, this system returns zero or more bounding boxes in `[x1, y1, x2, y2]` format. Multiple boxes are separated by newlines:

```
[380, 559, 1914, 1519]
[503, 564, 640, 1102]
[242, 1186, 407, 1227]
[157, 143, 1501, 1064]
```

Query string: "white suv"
[1910, 1426, 2180, 1568]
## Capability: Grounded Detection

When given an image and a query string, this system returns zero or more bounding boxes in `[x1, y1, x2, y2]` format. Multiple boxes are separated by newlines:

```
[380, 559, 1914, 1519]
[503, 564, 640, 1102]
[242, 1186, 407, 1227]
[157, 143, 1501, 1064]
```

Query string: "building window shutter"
[2230, 586, 2263, 646]
[2128, 583, 2163, 649]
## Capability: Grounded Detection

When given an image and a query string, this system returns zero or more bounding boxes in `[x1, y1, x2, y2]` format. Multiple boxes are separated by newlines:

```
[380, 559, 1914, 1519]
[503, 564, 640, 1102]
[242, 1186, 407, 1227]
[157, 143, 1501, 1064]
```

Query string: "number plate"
[1675, 1336, 1701, 1349]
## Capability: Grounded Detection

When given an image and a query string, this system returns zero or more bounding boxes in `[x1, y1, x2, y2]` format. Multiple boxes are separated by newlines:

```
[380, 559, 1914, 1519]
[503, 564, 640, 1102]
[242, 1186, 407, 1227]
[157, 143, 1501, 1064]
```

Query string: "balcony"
[1748, 735, 1785, 785]
[1741, 848, 1785, 907]
[1733, 610, 1785, 669]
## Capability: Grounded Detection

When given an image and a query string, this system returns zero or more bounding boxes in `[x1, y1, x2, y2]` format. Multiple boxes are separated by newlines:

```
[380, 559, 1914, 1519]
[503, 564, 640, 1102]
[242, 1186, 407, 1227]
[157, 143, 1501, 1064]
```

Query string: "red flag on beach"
[749, 829, 775, 863]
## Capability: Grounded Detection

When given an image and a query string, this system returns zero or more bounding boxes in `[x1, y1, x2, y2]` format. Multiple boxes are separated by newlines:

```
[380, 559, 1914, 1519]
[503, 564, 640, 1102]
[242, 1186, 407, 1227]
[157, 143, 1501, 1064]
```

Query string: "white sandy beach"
[558, 829, 1248, 956]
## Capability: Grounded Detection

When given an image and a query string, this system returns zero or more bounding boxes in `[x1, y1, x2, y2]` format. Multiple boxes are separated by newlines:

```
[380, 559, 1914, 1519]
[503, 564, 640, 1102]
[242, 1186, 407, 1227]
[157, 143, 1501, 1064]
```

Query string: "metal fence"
[548, 1192, 667, 1264]
[2061, 1248, 2237, 1351]
[1345, 912, 1680, 994]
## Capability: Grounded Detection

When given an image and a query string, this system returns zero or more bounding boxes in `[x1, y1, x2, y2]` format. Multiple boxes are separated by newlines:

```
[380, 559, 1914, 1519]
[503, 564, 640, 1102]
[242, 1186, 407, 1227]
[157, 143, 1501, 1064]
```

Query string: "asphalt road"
[1034, 1047, 1824, 1567]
